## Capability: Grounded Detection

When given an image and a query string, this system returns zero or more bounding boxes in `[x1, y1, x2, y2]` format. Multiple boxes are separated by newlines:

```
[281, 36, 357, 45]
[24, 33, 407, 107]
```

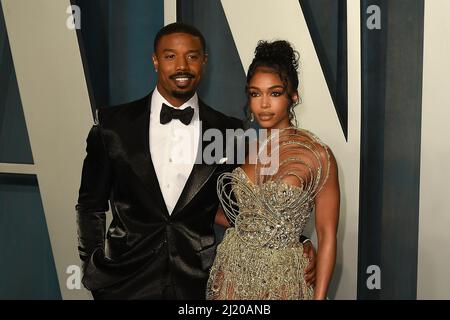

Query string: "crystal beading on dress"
[207, 127, 330, 300]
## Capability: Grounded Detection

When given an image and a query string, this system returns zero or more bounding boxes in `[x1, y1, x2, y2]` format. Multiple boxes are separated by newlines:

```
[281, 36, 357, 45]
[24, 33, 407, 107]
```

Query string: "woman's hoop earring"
[244, 111, 254, 129]
[290, 101, 300, 127]
[291, 109, 299, 127]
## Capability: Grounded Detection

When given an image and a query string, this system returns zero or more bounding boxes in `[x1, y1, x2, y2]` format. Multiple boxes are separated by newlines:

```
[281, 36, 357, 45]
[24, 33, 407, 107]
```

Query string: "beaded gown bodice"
[224, 167, 313, 250]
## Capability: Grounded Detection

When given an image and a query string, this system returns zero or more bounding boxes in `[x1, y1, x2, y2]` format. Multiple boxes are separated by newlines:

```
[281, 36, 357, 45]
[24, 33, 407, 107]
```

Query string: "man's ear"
[152, 53, 158, 72]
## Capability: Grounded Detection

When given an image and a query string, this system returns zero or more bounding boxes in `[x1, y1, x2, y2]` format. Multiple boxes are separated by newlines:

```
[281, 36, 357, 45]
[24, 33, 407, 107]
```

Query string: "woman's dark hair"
[246, 40, 299, 94]
[154, 22, 206, 53]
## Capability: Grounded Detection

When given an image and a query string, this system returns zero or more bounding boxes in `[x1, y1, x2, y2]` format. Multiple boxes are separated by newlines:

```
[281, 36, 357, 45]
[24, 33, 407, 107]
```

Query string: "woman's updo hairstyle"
[246, 40, 300, 95]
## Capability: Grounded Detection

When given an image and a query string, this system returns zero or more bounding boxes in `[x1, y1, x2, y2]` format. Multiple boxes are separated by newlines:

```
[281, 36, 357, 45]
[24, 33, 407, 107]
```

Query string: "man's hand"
[302, 240, 316, 287]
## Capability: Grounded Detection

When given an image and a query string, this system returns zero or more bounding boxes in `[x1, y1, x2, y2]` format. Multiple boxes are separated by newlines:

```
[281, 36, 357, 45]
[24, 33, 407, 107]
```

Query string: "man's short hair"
[154, 22, 206, 53]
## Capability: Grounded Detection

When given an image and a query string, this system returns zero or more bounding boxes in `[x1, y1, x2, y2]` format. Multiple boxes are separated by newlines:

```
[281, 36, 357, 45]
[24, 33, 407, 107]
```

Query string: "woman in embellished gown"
[206, 40, 340, 300]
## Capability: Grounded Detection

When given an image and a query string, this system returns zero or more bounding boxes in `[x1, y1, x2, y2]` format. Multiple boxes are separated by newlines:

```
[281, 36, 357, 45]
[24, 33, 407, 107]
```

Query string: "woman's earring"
[291, 109, 299, 127]
[290, 101, 300, 127]
[250, 113, 254, 122]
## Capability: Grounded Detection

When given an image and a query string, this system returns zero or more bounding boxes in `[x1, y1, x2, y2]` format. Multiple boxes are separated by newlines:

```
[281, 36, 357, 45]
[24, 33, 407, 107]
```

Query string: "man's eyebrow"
[161, 49, 201, 52]
[160, 49, 203, 56]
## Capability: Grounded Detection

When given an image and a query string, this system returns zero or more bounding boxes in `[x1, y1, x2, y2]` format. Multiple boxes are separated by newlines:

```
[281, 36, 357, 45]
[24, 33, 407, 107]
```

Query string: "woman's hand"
[214, 206, 231, 228]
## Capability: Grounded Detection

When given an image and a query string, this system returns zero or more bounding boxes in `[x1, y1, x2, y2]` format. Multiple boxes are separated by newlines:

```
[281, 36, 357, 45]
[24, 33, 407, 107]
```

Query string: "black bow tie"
[160, 103, 194, 125]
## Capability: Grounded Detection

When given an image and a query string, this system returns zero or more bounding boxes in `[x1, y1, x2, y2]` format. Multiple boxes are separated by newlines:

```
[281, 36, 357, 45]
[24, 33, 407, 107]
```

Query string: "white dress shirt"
[149, 89, 200, 215]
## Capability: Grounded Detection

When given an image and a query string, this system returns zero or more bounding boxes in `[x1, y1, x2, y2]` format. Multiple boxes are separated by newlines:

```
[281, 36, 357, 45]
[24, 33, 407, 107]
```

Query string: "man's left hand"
[302, 241, 316, 287]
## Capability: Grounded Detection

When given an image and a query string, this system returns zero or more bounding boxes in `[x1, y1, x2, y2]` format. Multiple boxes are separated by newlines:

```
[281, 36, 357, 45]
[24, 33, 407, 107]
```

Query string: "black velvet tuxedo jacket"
[76, 93, 243, 299]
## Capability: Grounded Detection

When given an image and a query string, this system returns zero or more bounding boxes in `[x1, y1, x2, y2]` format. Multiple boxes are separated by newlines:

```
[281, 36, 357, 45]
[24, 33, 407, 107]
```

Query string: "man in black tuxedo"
[76, 22, 315, 300]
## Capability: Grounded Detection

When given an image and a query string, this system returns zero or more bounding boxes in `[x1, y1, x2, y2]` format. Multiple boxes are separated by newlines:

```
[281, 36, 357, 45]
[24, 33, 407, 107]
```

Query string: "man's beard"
[171, 89, 195, 100]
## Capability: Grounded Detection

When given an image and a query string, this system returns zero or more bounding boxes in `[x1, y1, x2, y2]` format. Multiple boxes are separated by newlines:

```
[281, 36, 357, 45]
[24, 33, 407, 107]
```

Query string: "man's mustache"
[170, 72, 195, 79]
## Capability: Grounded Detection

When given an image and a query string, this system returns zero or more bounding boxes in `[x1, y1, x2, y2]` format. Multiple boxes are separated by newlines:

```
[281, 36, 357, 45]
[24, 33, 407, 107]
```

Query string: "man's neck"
[156, 85, 194, 108]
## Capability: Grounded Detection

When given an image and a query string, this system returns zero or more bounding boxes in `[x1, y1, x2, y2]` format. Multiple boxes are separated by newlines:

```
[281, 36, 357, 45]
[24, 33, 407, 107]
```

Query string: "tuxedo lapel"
[123, 93, 169, 217]
[171, 102, 219, 217]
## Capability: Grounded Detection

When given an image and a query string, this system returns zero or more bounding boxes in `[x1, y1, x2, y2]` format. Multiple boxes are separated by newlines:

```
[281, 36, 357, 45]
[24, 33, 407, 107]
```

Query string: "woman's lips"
[258, 113, 275, 121]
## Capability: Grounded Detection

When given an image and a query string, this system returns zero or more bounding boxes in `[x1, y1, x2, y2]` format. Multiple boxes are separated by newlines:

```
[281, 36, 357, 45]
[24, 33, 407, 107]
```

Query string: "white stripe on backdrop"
[418, 0, 450, 300]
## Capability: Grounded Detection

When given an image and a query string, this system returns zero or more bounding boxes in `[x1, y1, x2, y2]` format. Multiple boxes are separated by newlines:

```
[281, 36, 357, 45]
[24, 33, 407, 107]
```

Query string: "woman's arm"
[214, 206, 231, 228]
[313, 148, 340, 300]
